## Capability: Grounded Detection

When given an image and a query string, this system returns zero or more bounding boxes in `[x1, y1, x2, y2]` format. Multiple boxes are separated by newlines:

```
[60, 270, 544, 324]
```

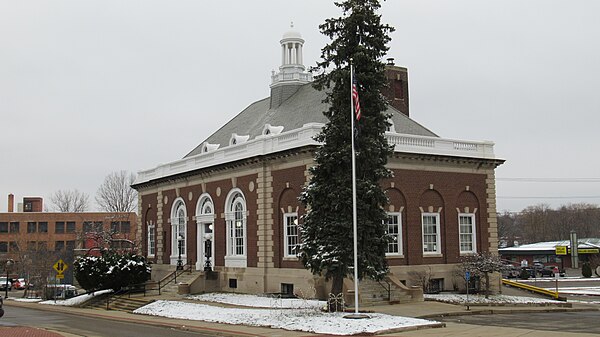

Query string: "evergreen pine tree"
[299, 0, 394, 308]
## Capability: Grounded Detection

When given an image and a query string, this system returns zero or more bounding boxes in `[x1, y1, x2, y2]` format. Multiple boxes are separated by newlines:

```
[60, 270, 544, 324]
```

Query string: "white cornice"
[134, 123, 499, 186]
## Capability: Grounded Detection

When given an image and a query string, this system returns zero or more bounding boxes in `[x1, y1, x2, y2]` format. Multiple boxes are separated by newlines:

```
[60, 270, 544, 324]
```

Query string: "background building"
[499, 238, 600, 270]
[0, 195, 137, 285]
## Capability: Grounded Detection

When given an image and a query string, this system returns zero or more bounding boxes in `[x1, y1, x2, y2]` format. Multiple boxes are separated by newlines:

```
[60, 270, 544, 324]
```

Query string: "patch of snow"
[547, 287, 600, 296]
[10, 298, 43, 303]
[425, 293, 561, 304]
[40, 289, 113, 306]
[134, 300, 437, 335]
[187, 293, 325, 309]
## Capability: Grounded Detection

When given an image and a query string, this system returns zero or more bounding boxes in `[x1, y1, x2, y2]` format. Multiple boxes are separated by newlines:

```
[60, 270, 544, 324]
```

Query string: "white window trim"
[283, 212, 299, 258]
[224, 189, 247, 268]
[170, 198, 187, 265]
[147, 220, 155, 257]
[458, 213, 477, 254]
[196, 194, 215, 271]
[385, 212, 403, 256]
[422, 212, 441, 255]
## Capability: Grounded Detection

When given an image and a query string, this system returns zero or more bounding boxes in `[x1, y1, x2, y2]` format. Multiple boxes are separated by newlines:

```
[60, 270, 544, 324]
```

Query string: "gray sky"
[2, 0, 599, 213]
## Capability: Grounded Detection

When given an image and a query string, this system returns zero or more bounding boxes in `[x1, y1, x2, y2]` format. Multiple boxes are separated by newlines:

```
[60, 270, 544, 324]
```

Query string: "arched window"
[170, 199, 187, 265]
[225, 189, 247, 267]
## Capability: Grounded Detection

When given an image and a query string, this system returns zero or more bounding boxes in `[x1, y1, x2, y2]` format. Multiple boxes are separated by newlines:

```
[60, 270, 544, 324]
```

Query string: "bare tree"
[95, 171, 138, 212]
[407, 267, 433, 293]
[49, 189, 89, 212]
[461, 252, 505, 298]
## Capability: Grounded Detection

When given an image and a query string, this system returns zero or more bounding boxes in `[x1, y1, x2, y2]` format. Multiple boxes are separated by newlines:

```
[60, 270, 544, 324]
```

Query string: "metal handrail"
[156, 263, 193, 294]
[502, 278, 565, 300]
[377, 278, 392, 301]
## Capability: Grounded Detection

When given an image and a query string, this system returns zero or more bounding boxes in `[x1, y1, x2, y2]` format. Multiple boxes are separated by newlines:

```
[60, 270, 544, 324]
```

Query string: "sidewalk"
[4, 294, 600, 337]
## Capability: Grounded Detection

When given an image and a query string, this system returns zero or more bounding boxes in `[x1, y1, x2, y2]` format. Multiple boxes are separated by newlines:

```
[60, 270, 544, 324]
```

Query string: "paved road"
[439, 311, 600, 334]
[0, 305, 214, 337]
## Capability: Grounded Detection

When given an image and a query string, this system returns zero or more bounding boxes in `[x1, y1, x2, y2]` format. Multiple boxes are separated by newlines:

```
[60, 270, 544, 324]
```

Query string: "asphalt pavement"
[2, 287, 600, 337]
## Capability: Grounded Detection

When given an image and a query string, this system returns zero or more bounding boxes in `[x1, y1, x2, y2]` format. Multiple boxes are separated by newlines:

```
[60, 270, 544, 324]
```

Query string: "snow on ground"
[134, 300, 437, 335]
[10, 298, 43, 303]
[187, 292, 325, 309]
[40, 289, 113, 306]
[545, 287, 600, 296]
[519, 276, 600, 283]
[425, 293, 562, 305]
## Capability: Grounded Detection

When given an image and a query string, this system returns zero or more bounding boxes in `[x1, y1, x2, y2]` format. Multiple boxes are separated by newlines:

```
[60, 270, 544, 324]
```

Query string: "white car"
[0, 277, 11, 291]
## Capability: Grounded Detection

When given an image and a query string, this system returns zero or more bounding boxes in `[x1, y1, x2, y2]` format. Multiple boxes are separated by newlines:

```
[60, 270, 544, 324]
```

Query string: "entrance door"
[197, 222, 214, 271]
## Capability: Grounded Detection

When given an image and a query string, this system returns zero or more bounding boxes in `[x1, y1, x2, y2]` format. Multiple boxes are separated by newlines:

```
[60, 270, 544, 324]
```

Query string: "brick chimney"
[8, 193, 14, 212]
[382, 59, 410, 117]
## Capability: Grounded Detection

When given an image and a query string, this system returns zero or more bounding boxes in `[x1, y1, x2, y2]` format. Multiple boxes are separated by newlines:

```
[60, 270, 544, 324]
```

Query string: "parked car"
[519, 267, 535, 279]
[539, 266, 555, 277]
[10, 279, 21, 289]
[502, 265, 519, 278]
[44, 284, 78, 300]
[11, 278, 29, 290]
[0, 277, 11, 291]
[17, 278, 32, 290]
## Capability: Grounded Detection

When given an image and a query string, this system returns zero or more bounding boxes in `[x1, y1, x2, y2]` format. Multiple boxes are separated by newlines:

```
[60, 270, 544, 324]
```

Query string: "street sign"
[466, 271, 470, 280]
[56, 274, 65, 279]
[53, 259, 68, 275]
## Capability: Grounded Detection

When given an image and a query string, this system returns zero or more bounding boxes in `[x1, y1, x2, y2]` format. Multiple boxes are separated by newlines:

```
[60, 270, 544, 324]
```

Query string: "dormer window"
[262, 124, 284, 136]
[201, 142, 220, 153]
[229, 134, 250, 146]
[386, 119, 396, 133]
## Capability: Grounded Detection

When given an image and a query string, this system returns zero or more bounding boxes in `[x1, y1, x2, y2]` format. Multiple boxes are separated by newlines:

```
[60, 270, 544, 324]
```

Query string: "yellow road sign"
[56, 274, 65, 279]
[53, 259, 68, 274]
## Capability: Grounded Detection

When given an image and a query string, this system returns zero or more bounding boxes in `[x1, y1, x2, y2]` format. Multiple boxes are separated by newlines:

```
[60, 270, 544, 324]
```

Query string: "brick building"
[132, 29, 504, 301]
[0, 195, 137, 283]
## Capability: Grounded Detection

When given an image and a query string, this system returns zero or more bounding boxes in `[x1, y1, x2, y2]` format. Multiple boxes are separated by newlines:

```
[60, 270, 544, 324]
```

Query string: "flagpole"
[350, 60, 360, 315]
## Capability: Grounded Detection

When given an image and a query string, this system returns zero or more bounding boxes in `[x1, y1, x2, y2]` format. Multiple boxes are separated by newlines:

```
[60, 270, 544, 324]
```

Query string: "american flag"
[352, 73, 361, 121]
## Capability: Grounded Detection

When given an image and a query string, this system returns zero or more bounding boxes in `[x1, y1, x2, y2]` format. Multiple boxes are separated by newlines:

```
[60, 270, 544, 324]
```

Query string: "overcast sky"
[2, 0, 599, 213]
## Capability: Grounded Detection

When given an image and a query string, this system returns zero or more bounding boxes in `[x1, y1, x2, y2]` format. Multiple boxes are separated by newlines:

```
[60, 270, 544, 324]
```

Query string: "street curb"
[418, 306, 600, 319]
[4, 300, 268, 337]
[372, 322, 446, 335]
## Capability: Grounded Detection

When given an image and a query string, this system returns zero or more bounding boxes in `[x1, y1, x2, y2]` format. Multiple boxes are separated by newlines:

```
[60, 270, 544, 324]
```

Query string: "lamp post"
[4, 259, 14, 299]
[176, 234, 184, 271]
[204, 233, 213, 272]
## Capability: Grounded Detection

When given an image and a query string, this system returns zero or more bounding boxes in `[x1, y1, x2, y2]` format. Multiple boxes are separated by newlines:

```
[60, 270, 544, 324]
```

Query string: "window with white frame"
[147, 221, 155, 256]
[385, 213, 402, 255]
[459, 213, 476, 253]
[284, 213, 299, 257]
[226, 192, 246, 257]
[422, 213, 441, 254]
[171, 201, 186, 258]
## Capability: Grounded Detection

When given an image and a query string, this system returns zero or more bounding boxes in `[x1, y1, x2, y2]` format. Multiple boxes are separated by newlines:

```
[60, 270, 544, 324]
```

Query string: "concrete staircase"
[158, 270, 203, 295]
[345, 275, 423, 306]
[82, 293, 154, 312]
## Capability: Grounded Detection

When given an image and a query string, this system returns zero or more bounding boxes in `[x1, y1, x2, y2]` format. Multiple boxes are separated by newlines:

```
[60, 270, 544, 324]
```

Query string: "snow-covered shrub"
[74, 253, 150, 291]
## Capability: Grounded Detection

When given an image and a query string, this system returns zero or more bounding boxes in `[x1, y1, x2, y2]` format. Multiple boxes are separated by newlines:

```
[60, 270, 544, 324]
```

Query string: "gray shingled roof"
[184, 83, 437, 158]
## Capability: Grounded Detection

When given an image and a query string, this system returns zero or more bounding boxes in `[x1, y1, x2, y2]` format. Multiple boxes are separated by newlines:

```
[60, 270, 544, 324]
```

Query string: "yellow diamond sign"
[53, 259, 68, 274]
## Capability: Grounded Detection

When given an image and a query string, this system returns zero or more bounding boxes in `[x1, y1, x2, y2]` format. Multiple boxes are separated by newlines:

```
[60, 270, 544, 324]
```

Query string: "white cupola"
[269, 23, 313, 108]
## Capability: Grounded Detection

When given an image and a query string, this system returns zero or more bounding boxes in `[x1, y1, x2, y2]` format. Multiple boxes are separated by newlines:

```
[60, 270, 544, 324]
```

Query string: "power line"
[497, 178, 600, 183]
[498, 196, 600, 199]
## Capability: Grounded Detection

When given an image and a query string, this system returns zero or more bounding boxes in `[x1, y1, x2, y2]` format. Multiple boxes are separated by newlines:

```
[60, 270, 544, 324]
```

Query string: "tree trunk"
[484, 272, 490, 299]
[328, 273, 345, 312]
